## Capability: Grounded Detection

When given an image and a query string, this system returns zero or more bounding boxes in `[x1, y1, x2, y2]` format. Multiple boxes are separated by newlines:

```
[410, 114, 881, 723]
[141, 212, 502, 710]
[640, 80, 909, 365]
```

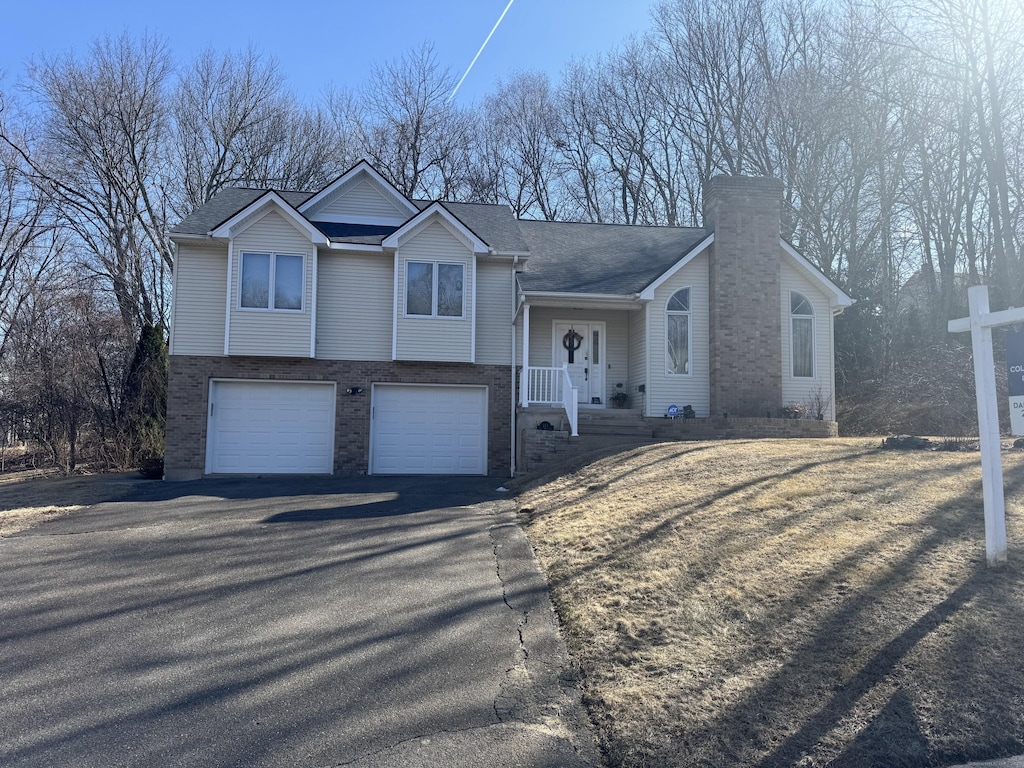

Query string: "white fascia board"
[327, 242, 386, 254]
[638, 233, 715, 300]
[170, 233, 218, 244]
[478, 251, 529, 263]
[298, 160, 419, 217]
[781, 240, 854, 307]
[519, 290, 640, 310]
[209, 191, 329, 246]
[382, 203, 490, 253]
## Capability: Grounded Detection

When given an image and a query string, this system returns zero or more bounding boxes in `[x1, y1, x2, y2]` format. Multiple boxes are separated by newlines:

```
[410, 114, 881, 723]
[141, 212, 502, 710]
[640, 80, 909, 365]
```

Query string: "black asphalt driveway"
[0, 476, 599, 767]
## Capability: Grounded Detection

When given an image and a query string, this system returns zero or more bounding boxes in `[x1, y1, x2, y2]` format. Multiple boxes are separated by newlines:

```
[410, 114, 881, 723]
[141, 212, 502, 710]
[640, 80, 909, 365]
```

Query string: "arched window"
[791, 291, 814, 378]
[667, 288, 691, 375]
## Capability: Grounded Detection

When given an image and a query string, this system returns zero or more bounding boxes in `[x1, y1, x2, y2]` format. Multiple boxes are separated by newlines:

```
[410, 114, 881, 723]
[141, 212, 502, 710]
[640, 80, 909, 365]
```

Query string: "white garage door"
[206, 380, 335, 474]
[371, 385, 487, 475]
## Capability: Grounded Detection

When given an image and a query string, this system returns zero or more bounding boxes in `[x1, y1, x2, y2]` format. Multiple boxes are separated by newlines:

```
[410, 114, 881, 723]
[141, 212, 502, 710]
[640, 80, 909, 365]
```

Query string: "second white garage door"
[206, 380, 336, 474]
[370, 384, 487, 475]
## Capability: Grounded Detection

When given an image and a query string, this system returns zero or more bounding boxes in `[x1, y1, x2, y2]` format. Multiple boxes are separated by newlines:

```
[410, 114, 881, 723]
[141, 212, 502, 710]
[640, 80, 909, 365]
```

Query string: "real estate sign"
[1007, 328, 1024, 436]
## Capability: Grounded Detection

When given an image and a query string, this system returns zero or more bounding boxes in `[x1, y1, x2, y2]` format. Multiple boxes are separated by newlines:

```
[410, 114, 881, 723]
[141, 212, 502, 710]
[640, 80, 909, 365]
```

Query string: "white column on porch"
[520, 303, 531, 407]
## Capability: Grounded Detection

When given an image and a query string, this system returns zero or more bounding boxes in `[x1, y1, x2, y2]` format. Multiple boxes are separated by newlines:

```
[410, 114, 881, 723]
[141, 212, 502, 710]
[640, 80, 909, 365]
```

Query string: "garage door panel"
[208, 381, 335, 474]
[371, 385, 486, 475]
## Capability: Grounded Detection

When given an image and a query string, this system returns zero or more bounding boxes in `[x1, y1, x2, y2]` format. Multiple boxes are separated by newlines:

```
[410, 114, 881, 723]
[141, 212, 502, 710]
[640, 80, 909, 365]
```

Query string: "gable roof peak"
[298, 159, 418, 219]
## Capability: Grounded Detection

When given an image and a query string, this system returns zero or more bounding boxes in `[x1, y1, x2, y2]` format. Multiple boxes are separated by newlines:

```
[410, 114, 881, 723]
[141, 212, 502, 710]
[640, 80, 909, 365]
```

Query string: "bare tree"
[358, 44, 474, 199]
[473, 72, 563, 218]
[0, 91, 62, 361]
[2, 33, 174, 332]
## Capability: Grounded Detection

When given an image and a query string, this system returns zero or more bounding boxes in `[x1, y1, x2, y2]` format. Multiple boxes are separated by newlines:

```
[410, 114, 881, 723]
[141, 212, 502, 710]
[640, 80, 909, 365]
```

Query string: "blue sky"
[2, 0, 660, 105]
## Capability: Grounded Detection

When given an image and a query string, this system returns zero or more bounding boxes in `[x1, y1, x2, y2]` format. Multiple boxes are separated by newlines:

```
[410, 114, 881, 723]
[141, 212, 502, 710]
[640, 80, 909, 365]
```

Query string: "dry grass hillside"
[517, 438, 1024, 768]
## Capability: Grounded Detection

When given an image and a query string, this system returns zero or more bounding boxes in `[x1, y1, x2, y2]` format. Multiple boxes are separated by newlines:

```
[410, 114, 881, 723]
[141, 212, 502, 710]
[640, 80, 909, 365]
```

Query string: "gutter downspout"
[510, 256, 519, 478]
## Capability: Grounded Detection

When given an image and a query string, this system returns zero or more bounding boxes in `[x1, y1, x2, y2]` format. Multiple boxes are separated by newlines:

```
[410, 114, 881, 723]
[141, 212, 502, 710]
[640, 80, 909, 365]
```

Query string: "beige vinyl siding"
[647, 252, 711, 417]
[524, 307, 628, 404]
[315, 252, 393, 360]
[229, 209, 314, 357]
[394, 221, 474, 362]
[627, 308, 647, 411]
[781, 261, 836, 419]
[604, 314, 629, 405]
[317, 177, 409, 221]
[171, 244, 226, 356]
[475, 262, 514, 365]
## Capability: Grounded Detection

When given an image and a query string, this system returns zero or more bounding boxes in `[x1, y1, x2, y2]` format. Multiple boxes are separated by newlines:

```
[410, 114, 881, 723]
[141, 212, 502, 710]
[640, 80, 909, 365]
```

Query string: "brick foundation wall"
[652, 416, 838, 440]
[704, 175, 785, 417]
[165, 355, 514, 480]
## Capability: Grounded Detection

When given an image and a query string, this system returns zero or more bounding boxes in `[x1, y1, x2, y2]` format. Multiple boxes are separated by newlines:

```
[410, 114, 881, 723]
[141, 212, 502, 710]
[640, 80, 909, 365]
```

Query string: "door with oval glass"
[552, 321, 606, 406]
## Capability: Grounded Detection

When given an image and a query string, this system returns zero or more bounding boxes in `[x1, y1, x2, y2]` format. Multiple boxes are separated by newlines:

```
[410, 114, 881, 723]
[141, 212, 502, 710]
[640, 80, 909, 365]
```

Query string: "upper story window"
[791, 291, 814, 378]
[667, 287, 691, 375]
[240, 252, 303, 311]
[406, 261, 465, 318]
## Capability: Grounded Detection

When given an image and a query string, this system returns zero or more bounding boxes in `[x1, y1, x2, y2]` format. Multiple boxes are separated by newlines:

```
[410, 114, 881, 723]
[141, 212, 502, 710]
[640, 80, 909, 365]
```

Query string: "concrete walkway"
[0, 476, 600, 768]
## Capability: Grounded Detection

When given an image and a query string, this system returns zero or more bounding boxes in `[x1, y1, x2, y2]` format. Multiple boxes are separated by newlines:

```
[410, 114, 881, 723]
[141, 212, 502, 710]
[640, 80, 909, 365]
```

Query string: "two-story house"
[164, 161, 852, 480]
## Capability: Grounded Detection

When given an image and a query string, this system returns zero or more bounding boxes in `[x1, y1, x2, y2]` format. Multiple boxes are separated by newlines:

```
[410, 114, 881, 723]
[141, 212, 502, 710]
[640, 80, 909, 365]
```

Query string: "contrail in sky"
[448, 0, 516, 103]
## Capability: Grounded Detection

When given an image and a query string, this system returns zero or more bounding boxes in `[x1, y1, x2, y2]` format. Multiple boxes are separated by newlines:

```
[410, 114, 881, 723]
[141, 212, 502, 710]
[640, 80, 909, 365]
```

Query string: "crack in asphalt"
[489, 519, 532, 725]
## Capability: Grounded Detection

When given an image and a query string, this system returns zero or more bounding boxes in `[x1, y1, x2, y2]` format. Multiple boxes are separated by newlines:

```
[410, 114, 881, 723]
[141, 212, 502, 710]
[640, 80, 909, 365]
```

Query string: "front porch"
[517, 302, 644, 437]
[515, 404, 838, 474]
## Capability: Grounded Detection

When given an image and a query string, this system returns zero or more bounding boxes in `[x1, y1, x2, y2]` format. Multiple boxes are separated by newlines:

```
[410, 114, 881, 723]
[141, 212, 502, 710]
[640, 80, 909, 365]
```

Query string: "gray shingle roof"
[170, 186, 708, 296]
[170, 188, 313, 235]
[415, 200, 530, 254]
[171, 188, 529, 254]
[515, 220, 709, 295]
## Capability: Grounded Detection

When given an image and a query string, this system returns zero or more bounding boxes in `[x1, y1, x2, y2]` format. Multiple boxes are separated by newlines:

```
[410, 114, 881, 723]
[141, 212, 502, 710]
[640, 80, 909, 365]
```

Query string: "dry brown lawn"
[0, 471, 141, 536]
[517, 438, 1024, 768]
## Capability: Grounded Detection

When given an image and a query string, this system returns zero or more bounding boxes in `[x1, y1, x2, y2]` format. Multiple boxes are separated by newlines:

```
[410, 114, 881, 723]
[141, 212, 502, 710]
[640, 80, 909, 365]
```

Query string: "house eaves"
[517, 289, 641, 311]
[382, 202, 491, 253]
[208, 190, 330, 246]
[781, 240, 855, 309]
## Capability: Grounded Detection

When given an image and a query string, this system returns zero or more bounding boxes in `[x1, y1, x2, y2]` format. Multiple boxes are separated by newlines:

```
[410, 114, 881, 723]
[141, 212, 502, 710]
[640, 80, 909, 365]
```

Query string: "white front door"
[553, 322, 606, 406]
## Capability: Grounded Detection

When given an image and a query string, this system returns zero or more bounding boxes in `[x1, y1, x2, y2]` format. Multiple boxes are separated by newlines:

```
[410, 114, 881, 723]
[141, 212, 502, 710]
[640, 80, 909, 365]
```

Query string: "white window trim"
[790, 291, 815, 379]
[790, 316, 815, 379]
[666, 287, 693, 377]
[404, 259, 467, 319]
[238, 251, 306, 313]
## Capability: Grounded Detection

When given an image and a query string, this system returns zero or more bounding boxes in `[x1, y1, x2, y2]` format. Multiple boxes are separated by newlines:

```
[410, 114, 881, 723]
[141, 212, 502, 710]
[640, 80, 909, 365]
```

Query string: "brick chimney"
[703, 175, 784, 418]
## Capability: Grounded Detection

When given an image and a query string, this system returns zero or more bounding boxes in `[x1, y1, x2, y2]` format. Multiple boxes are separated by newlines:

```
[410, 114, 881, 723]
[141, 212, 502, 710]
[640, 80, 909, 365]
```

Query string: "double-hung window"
[666, 287, 691, 375]
[240, 252, 304, 311]
[406, 261, 465, 318]
[791, 291, 814, 378]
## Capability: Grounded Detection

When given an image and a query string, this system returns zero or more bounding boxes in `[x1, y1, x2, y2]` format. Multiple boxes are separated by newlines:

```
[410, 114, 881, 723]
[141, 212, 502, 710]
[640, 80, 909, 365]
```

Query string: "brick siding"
[165, 355, 514, 480]
[704, 175, 786, 417]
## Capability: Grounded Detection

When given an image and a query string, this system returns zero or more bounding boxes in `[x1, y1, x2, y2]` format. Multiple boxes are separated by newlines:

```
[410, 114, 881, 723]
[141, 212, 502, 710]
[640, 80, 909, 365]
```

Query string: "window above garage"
[240, 252, 304, 311]
[406, 261, 465, 318]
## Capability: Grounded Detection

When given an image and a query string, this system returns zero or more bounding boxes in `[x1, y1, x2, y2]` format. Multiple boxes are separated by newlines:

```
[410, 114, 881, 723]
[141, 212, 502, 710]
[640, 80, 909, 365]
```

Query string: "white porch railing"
[522, 365, 579, 437]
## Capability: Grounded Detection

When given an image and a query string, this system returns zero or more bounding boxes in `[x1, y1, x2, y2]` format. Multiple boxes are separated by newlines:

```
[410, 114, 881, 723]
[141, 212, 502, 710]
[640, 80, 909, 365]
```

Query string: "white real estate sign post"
[948, 285, 1024, 565]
